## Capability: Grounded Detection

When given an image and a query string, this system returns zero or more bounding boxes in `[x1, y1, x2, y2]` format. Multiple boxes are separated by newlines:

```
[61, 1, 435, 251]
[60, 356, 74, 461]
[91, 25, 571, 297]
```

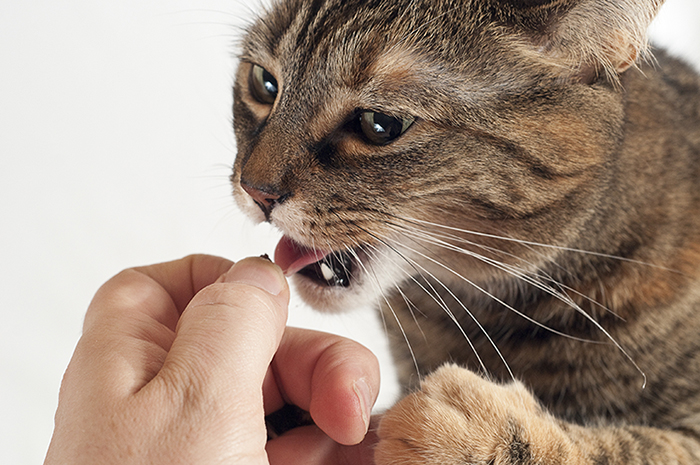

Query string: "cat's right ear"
[493, 0, 664, 82]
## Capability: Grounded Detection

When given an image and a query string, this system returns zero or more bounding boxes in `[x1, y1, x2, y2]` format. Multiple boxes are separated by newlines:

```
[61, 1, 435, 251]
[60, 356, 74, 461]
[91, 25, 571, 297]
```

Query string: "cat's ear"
[495, 0, 664, 81]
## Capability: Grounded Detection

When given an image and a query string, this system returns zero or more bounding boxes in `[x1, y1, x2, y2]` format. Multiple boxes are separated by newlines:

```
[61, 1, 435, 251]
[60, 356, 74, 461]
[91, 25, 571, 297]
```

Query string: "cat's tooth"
[320, 262, 335, 282]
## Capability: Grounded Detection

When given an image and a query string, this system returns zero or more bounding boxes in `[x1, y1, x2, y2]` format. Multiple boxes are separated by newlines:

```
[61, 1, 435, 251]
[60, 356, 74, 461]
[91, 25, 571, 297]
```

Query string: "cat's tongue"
[274, 235, 331, 276]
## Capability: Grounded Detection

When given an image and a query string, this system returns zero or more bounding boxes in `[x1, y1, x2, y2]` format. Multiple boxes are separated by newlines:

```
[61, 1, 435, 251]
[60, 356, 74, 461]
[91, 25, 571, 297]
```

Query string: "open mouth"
[298, 251, 353, 287]
[274, 235, 355, 287]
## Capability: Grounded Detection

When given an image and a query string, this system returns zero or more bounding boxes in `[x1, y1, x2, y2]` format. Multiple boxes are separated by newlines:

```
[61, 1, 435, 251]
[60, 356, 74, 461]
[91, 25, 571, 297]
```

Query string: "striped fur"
[232, 0, 700, 463]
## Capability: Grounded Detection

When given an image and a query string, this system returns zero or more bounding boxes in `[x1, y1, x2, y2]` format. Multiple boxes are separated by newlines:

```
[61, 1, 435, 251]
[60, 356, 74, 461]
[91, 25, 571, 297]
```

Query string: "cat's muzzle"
[274, 235, 356, 288]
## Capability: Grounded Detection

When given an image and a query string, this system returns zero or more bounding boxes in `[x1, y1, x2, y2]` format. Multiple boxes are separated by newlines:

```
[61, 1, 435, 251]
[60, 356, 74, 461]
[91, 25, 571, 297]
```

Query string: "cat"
[231, 0, 700, 463]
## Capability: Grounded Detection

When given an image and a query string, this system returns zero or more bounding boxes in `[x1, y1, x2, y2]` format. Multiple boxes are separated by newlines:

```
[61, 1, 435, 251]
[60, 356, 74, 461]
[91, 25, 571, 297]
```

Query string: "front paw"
[375, 365, 582, 465]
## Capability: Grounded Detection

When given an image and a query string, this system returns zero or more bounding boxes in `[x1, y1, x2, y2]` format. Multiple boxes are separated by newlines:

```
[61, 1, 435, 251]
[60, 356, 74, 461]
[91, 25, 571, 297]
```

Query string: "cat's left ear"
[495, 0, 664, 80]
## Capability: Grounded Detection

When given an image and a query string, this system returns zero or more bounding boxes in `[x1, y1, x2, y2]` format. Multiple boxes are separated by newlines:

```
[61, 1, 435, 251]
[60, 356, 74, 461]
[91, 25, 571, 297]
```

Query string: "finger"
[134, 254, 235, 318]
[75, 255, 235, 397]
[266, 422, 379, 465]
[264, 327, 380, 446]
[150, 256, 290, 411]
[84, 254, 233, 334]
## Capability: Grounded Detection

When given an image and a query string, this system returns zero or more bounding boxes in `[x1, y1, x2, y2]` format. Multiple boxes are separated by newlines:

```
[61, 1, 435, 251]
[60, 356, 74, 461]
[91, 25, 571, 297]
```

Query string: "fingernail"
[223, 257, 287, 296]
[353, 378, 372, 433]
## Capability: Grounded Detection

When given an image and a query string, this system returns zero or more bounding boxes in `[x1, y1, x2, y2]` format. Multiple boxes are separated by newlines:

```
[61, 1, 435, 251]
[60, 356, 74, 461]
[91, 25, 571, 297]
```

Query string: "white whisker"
[354, 244, 422, 377]
[391, 237, 647, 389]
[359, 229, 503, 380]
[397, 216, 684, 276]
[396, 226, 611, 329]
[393, 232, 598, 343]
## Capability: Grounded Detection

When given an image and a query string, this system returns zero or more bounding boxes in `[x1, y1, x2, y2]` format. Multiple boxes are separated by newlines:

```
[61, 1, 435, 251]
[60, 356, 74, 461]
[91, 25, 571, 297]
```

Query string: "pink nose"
[241, 182, 282, 218]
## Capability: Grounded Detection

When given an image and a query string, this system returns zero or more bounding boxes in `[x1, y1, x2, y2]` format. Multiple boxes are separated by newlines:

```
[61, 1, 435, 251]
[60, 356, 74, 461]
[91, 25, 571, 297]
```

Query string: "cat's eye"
[359, 111, 414, 145]
[249, 64, 278, 104]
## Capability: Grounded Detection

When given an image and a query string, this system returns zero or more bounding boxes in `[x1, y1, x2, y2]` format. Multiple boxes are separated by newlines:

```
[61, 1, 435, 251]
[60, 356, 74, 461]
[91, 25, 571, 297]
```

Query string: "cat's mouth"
[274, 235, 355, 287]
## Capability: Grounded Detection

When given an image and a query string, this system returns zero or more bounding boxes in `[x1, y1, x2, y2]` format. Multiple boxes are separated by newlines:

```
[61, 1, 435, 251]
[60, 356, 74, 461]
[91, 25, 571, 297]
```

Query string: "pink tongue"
[274, 236, 331, 276]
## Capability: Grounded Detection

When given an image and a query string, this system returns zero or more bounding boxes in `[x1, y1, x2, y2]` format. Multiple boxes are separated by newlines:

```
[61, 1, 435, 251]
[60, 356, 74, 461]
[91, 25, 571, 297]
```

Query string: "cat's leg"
[375, 364, 700, 465]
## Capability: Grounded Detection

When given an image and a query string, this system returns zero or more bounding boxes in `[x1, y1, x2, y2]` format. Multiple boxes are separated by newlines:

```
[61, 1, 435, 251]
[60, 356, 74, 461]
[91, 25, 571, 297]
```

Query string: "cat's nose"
[240, 182, 287, 219]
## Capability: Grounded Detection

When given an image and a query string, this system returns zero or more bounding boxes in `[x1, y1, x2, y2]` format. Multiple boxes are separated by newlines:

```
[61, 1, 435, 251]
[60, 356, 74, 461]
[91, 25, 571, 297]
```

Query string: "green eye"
[250, 64, 278, 104]
[359, 111, 414, 145]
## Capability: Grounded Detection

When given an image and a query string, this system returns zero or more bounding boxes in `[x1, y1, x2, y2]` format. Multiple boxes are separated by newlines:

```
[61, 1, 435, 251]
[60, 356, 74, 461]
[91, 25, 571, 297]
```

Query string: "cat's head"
[231, 0, 662, 311]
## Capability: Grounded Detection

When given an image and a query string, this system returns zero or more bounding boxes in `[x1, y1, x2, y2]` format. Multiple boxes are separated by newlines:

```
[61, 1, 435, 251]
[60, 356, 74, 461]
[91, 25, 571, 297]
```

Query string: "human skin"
[44, 255, 380, 465]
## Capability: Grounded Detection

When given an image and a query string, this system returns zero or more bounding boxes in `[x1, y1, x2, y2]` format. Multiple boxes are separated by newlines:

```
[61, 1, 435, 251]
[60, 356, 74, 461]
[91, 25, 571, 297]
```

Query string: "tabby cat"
[231, 0, 700, 463]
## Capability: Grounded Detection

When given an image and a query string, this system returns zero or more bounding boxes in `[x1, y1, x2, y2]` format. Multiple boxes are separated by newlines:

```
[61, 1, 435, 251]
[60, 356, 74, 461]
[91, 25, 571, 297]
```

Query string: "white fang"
[320, 262, 335, 281]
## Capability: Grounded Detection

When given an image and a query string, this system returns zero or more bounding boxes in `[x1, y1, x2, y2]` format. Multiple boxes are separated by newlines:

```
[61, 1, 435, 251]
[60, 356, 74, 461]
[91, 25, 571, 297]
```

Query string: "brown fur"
[231, 0, 700, 463]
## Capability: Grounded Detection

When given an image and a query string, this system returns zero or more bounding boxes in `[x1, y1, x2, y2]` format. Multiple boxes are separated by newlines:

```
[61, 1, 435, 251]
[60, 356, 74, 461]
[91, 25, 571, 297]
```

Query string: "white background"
[1, 1, 698, 463]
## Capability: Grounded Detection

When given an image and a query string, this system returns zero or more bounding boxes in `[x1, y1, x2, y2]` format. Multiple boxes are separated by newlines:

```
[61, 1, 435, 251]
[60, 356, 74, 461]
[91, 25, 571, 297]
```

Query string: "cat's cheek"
[374, 365, 584, 465]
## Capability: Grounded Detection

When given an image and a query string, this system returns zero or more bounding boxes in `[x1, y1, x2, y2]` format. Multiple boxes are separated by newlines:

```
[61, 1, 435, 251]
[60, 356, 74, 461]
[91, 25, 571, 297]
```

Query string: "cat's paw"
[375, 364, 583, 465]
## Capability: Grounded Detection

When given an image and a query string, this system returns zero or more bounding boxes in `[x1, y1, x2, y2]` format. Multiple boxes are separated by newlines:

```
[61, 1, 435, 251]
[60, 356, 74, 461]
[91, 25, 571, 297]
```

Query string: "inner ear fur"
[492, 0, 664, 81]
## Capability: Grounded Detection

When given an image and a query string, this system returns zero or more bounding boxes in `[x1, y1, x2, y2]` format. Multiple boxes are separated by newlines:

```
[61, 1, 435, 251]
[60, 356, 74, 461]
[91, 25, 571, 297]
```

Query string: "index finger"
[83, 254, 233, 334]
[133, 254, 235, 316]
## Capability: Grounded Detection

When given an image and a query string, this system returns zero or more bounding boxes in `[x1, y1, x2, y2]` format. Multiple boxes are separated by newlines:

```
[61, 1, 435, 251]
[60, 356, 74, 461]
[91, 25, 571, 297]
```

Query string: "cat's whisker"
[353, 226, 503, 380]
[394, 223, 542, 276]
[392, 284, 429, 343]
[381, 239, 514, 382]
[353, 242, 422, 376]
[386, 212, 579, 280]
[387, 222, 557, 294]
[401, 271, 494, 379]
[398, 216, 684, 275]
[326, 212, 637, 382]
[318, 214, 487, 378]
[363, 219, 610, 375]
[389, 219, 627, 321]
[356, 246, 390, 335]
[392, 231, 598, 342]
[399, 217, 594, 295]
[398, 226, 591, 313]
[401, 220, 572, 279]
[327, 232, 419, 369]
[390, 237, 647, 389]
[359, 237, 452, 379]
[387, 223, 573, 302]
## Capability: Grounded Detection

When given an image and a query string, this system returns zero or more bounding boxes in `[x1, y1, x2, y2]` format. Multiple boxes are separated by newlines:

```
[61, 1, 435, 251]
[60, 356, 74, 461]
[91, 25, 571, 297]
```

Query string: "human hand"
[44, 255, 380, 465]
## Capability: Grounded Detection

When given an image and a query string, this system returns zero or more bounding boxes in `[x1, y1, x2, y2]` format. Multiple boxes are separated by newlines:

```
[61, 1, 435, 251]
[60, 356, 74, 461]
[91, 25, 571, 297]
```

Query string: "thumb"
[153, 256, 290, 414]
